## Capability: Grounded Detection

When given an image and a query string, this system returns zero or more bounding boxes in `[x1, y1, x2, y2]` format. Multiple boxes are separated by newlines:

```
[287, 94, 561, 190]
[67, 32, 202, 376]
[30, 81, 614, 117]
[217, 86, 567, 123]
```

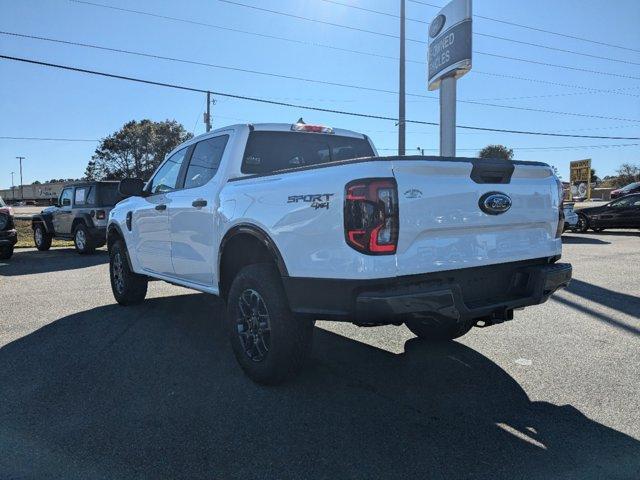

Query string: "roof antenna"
[297, 117, 305, 124]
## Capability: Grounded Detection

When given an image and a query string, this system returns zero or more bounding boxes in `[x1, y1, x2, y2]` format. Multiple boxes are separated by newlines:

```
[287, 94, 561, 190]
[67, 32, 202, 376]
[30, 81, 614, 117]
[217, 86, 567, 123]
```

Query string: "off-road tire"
[109, 239, 148, 306]
[73, 223, 96, 254]
[0, 246, 13, 260]
[33, 223, 52, 251]
[226, 263, 314, 385]
[405, 317, 473, 342]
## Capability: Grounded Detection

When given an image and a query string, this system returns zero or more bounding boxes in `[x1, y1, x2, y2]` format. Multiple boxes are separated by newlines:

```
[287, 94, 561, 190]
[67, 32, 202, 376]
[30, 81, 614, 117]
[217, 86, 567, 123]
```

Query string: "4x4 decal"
[287, 193, 334, 210]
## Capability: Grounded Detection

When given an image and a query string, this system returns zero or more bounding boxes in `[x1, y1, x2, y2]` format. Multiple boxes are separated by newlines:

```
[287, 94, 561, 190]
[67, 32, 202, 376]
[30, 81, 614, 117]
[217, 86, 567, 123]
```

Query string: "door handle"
[155, 204, 167, 211]
[192, 199, 208, 208]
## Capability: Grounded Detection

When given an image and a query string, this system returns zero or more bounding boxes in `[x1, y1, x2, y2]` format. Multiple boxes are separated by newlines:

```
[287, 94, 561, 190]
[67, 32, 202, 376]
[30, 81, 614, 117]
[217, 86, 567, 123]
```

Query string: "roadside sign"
[569, 159, 592, 201]
[428, 0, 472, 91]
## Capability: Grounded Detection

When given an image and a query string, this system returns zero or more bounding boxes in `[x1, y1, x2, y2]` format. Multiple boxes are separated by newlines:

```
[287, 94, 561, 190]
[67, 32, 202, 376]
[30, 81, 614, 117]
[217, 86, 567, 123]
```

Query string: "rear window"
[241, 131, 375, 174]
[98, 184, 123, 206]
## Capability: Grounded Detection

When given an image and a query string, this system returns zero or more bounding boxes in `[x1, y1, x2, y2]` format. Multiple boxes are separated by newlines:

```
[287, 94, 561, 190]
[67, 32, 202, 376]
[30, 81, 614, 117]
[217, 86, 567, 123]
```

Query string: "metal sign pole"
[439, 76, 456, 157]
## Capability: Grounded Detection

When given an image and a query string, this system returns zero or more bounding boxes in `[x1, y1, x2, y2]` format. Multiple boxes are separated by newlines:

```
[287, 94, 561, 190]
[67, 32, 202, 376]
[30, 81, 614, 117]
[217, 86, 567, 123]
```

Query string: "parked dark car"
[575, 194, 640, 233]
[31, 181, 122, 254]
[0, 195, 17, 260]
[610, 181, 640, 200]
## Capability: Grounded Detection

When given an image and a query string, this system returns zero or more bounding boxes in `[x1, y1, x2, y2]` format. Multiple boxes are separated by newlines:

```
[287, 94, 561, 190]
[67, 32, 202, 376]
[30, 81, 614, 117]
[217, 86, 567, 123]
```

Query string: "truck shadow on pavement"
[0, 293, 638, 480]
[0, 248, 108, 276]
[561, 235, 611, 245]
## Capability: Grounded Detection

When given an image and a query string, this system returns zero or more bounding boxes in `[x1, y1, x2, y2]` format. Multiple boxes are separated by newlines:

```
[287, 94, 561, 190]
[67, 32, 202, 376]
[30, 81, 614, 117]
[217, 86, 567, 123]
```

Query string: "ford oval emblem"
[479, 192, 512, 215]
[429, 14, 446, 38]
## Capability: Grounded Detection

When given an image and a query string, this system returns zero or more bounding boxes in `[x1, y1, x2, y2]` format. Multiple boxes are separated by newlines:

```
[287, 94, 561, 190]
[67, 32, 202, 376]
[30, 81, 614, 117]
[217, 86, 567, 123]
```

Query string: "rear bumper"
[0, 229, 17, 247]
[282, 258, 572, 324]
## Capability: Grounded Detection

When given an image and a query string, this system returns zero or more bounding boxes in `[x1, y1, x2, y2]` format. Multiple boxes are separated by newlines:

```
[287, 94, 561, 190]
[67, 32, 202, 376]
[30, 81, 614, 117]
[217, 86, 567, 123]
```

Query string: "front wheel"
[575, 214, 589, 233]
[33, 223, 52, 251]
[74, 224, 95, 254]
[226, 263, 314, 385]
[109, 239, 148, 305]
[405, 317, 473, 342]
[0, 246, 13, 260]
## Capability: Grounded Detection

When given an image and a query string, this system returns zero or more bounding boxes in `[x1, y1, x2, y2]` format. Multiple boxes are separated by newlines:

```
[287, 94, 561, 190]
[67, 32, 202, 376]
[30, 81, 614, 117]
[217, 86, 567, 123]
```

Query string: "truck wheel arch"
[31, 214, 53, 233]
[71, 214, 94, 232]
[107, 224, 134, 271]
[218, 225, 288, 300]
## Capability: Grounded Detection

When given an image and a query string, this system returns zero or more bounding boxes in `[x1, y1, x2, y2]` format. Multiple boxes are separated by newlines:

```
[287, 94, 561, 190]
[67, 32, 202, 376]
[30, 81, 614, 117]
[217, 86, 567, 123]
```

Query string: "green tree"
[478, 144, 514, 161]
[87, 119, 192, 181]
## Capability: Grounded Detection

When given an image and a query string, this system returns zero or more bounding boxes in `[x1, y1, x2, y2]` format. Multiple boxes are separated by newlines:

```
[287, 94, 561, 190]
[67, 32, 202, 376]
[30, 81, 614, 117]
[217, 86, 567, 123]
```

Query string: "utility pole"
[205, 91, 212, 132]
[16, 156, 25, 200]
[10, 172, 15, 201]
[398, 0, 406, 156]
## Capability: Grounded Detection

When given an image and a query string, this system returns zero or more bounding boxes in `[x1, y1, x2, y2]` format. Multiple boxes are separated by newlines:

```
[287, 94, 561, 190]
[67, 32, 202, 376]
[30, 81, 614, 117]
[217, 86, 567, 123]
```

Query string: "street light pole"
[16, 156, 25, 200]
[398, 0, 406, 156]
[10, 171, 15, 201]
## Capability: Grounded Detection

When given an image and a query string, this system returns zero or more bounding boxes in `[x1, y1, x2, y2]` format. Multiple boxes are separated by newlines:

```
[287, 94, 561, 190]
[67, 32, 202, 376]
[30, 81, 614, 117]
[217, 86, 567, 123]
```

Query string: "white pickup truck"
[107, 122, 571, 384]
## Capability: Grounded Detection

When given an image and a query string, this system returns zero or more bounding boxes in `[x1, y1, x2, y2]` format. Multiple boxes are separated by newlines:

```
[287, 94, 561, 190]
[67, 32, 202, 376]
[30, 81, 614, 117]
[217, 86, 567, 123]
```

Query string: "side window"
[147, 147, 189, 195]
[60, 188, 73, 207]
[74, 187, 87, 206]
[184, 135, 229, 189]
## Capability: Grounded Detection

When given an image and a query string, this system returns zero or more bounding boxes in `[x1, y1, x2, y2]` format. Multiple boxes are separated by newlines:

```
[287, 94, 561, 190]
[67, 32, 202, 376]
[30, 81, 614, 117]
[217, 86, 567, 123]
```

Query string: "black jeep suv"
[0, 196, 17, 260]
[31, 182, 122, 254]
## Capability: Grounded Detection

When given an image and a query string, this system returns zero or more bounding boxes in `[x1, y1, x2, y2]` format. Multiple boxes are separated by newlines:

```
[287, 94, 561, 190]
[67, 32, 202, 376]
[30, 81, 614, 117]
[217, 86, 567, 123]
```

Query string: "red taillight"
[344, 178, 398, 255]
[96, 210, 106, 220]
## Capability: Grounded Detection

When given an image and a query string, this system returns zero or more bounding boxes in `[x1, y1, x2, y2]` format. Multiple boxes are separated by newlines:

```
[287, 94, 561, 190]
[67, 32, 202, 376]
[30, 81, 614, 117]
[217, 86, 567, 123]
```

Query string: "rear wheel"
[0, 246, 13, 260]
[575, 214, 589, 233]
[405, 317, 473, 342]
[109, 239, 148, 305]
[33, 223, 52, 251]
[226, 263, 314, 385]
[73, 224, 95, 254]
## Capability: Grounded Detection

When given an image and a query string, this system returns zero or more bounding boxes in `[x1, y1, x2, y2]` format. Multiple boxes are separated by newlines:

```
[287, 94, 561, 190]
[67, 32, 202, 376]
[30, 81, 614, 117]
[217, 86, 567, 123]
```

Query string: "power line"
[0, 136, 98, 142]
[67, 1, 640, 97]
[409, 0, 640, 54]
[2, 54, 640, 140]
[217, 0, 640, 80]
[379, 143, 640, 152]
[317, 0, 640, 66]
[4, 32, 639, 123]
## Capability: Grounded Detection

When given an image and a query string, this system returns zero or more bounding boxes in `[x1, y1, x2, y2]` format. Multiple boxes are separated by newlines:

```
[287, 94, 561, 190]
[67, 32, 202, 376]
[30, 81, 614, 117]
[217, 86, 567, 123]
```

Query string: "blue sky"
[1, 0, 639, 188]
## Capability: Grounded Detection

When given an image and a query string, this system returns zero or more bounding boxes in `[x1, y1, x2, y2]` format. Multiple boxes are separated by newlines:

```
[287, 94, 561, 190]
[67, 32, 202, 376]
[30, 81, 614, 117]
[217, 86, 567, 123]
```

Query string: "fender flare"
[218, 224, 289, 277]
[31, 214, 54, 233]
[107, 223, 134, 271]
[71, 213, 95, 231]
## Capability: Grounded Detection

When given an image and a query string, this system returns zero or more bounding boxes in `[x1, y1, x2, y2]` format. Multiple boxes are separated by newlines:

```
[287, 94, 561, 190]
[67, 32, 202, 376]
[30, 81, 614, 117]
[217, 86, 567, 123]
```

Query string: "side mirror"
[62, 198, 71, 207]
[119, 178, 145, 197]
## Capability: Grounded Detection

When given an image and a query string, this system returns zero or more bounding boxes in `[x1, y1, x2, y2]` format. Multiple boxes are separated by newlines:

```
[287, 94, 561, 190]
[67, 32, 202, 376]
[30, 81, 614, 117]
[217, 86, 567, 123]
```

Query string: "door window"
[610, 196, 636, 208]
[147, 147, 189, 195]
[60, 188, 73, 207]
[184, 135, 229, 189]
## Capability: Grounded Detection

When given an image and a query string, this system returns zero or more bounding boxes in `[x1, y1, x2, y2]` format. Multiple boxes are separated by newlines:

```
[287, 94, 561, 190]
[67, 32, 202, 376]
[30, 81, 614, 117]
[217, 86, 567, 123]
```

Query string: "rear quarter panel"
[219, 161, 397, 280]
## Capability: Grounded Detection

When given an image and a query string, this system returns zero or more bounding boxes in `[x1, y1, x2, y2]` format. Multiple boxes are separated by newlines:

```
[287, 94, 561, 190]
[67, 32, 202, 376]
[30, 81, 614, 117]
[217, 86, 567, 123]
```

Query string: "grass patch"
[14, 218, 74, 249]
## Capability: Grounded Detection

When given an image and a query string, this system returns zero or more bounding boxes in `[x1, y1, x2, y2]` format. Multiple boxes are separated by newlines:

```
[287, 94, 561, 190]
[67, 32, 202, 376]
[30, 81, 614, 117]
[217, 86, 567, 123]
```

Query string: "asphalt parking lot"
[1, 231, 639, 480]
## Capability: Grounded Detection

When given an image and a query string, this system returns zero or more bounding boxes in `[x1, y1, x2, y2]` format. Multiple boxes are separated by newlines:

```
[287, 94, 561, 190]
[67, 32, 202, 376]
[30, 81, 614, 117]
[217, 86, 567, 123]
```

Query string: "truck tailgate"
[392, 157, 561, 277]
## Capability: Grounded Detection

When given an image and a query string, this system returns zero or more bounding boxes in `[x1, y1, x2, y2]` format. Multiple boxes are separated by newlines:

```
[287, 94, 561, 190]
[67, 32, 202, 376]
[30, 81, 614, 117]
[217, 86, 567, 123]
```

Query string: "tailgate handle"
[470, 159, 515, 184]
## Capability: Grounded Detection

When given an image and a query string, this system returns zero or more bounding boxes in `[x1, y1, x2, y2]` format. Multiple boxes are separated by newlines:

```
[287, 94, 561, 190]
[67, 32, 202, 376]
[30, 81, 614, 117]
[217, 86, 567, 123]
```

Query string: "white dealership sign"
[428, 0, 472, 91]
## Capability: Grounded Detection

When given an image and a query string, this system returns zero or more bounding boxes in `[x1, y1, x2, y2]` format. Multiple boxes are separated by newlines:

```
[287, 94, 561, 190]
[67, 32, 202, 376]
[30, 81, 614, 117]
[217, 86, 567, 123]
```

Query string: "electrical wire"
[3, 32, 639, 123]
[316, 0, 640, 66]
[67, 1, 640, 96]
[409, 0, 640, 54]
[215, 0, 640, 80]
[2, 54, 640, 140]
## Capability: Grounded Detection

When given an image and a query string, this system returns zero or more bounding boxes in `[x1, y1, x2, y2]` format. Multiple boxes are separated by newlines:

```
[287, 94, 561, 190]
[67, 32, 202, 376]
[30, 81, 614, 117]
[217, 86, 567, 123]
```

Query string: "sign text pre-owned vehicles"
[107, 122, 571, 384]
